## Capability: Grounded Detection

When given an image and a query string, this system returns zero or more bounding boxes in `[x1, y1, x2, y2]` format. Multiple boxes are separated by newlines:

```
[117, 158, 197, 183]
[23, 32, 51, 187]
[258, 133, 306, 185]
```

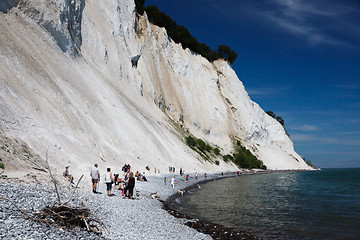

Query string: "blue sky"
[145, 0, 360, 168]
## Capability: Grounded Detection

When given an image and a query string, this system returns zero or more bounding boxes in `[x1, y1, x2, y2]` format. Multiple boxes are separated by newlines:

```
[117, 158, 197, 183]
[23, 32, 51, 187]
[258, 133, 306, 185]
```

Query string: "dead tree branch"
[45, 148, 62, 205]
[0, 149, 108, 236]
[62, 174, 84, 206]
[0, 196, 51, 226]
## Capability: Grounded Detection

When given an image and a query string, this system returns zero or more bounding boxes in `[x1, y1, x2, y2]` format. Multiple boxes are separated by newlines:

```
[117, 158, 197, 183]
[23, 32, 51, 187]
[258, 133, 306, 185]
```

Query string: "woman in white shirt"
[105, 168, 114, 196]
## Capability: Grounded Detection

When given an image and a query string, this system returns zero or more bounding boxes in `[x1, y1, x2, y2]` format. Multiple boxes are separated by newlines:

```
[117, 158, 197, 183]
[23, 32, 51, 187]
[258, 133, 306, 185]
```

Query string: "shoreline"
[161, 199, 260, 240]
[159, 169, 315, 240]
[0, 169, 312, 239]
[161, 171, 261, 240]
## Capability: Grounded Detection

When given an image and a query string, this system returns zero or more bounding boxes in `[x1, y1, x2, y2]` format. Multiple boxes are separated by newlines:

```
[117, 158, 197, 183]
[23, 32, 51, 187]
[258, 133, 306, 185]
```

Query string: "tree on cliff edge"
[217, 45, 238, 64]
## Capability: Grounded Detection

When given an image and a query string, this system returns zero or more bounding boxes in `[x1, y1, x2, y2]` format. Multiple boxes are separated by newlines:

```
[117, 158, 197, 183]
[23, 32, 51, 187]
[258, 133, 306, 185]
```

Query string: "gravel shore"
[0, 171, 257, 239]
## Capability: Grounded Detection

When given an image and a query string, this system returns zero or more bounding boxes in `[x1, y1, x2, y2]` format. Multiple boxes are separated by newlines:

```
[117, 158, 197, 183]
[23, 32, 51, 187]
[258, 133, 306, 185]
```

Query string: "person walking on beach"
[104, 168, 114, 196]
[90, 163, 100, 193]
[164, 177, 167, 185]
[124, 172, 135, 199]
[195, 172, 198, 180]
[171, 176, 175, 192]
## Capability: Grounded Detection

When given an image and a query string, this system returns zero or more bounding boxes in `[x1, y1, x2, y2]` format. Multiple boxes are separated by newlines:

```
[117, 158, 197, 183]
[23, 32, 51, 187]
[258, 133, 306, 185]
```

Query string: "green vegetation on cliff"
[304, 158, 316, 169]
[232, 141, 266, 170]
[185, 134, 266, 170]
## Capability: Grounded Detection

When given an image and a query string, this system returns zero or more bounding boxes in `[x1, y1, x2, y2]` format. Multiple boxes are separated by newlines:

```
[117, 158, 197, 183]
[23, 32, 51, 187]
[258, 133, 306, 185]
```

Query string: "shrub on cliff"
[217, 45, 238, 64]
[185, 136, 196, 148]
[223, 154, 233, 162]
[266, 111, 285, 126]
[135, 0, 145, 15]
[186, 136, 212, 153]
[226, 141, 266, 169]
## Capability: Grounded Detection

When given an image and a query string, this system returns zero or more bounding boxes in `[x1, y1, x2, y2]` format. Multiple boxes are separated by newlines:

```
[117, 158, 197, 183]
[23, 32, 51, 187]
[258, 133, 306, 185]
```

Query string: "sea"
[176, 168, 360, 240]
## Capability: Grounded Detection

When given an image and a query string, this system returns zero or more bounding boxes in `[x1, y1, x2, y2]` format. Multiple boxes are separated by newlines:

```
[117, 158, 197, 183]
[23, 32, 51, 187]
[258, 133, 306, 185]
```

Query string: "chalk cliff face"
[0, 0, 312, 178]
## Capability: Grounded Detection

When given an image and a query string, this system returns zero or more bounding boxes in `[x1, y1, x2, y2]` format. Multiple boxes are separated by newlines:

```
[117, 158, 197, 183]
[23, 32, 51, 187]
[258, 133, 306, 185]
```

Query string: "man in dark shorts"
[90, 163, 100, 193]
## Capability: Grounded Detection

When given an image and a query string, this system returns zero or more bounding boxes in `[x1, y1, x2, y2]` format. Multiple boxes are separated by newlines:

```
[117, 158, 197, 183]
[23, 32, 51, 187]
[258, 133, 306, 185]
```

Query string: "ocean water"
[177, 169, 360, 239]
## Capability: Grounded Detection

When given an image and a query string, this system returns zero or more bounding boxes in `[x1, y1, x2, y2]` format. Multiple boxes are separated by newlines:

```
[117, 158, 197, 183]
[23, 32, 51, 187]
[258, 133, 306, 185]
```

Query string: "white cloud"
[256, 0, 359, 46]
[291, 133, 360, 145]
[290, 124, 318, 131]
[340, 131, 360, 135]
[291, 133, 313, 141]
[246, 85, 292, 97]
[247, 88, 280, 96]
[209, 0, 360, 47]
[349, 118, 360, 123]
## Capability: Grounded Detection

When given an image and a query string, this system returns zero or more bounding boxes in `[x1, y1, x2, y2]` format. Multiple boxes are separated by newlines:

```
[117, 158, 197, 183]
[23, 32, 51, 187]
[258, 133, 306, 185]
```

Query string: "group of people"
[135, 171, 148, 181]
[121, 164, 131, 174]
[165, 171, 202, 192]
[90, 163, 136, 199]
[90, 163, 207, 198]
[144, 165, 161, 174]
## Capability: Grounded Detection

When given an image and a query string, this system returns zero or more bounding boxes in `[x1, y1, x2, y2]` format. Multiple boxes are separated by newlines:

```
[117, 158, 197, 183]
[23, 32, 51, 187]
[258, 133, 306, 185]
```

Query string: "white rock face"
[0, 0, 312, 179]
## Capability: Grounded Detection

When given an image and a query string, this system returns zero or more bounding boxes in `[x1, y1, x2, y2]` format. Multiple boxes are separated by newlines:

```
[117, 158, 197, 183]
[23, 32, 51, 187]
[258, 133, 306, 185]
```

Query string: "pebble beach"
[0, 172, 251, 240]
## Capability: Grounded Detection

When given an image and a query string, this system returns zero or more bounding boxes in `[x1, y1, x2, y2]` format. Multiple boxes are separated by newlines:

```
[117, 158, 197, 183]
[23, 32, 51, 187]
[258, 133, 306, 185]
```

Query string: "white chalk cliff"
[0, 0, 312, 179]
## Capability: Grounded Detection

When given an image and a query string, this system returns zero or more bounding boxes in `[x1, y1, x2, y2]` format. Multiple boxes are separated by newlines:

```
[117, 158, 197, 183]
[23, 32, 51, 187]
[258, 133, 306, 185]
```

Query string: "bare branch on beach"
[62, 174, 84, 206]
[0, 149, 108, 236]
[45, 148, 62, 205]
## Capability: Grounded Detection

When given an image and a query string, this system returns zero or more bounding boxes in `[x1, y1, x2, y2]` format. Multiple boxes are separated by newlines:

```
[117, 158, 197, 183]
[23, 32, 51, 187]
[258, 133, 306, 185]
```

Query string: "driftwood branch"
[0, 196, 33, 218]
[0, 149, 108, 236]
[93, 206, 100, 214]
[0, 196, 51, 226]
[45, 148, 62, 205]
[33, 167, 47, 172]
[88, 218, 109, 235]
[82, 216, 90, 231]
[62, 174, 84, 206]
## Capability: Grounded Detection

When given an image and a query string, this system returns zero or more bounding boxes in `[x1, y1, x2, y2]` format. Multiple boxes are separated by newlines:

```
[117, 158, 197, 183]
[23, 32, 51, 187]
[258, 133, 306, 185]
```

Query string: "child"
[120, 179, 125, 196]
[171, 176, 175, 192]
